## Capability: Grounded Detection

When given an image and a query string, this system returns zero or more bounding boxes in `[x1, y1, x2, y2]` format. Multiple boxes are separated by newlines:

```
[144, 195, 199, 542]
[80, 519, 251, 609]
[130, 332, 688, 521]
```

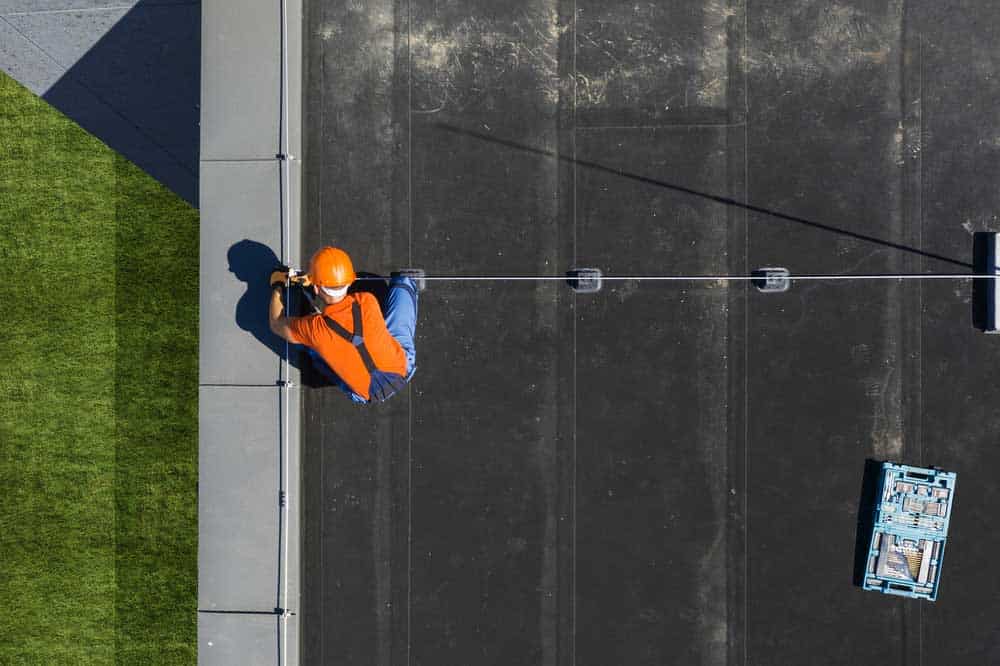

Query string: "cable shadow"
[434, 122, 972, 270]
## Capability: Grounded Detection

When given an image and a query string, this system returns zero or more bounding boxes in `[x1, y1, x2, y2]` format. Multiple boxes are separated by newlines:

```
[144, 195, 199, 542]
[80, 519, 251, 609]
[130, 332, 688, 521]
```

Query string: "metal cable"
[353, 273, 999, 282]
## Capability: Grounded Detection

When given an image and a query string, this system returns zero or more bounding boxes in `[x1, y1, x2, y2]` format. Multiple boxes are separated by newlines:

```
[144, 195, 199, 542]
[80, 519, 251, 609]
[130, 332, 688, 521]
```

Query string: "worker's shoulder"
[286, 314, 318, 345]
[353, 291, 388, 323]
[354, 291, 380, 308]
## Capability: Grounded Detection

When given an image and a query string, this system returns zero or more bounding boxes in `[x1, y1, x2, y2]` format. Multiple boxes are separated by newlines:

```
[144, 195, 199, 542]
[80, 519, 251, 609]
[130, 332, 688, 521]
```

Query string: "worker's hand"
[290, 273, 312, 287]
[270, 265, 290, 290]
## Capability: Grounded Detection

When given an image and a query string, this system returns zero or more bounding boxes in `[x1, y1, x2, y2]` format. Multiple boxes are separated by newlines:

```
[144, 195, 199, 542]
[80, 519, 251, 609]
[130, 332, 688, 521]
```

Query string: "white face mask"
[320, 285, 349, 299]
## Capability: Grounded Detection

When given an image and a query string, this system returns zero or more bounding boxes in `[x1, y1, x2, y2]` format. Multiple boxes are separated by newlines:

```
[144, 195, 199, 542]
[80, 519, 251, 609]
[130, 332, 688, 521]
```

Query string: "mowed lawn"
[0, 72, 197, 664]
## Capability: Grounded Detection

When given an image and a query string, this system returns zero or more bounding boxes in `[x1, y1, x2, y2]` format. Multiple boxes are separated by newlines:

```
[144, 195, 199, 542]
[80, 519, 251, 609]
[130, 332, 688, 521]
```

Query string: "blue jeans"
[309, 276, 418, 401]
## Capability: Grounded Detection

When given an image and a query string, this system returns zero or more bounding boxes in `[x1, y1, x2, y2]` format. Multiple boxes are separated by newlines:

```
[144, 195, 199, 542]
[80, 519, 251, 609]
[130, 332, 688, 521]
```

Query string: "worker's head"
[308, 246, 355, 304]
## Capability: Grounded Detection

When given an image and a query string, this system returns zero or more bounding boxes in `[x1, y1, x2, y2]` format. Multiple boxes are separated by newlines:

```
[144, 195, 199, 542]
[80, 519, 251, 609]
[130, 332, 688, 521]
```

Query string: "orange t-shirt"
[288, 293, 407, 400]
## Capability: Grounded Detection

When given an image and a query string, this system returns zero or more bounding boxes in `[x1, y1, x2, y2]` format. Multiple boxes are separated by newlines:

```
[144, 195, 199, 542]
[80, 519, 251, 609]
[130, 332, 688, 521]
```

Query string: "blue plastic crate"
[862, 463, 956, 601]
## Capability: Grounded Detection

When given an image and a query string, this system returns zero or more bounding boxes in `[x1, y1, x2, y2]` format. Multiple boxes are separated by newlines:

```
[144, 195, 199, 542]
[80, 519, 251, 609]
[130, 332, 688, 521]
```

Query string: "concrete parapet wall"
[198, 0, 302, 663]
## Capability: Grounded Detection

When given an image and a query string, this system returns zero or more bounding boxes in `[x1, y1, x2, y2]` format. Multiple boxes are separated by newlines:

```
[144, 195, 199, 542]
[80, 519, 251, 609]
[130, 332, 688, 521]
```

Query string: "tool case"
[862, 463, 956, 601]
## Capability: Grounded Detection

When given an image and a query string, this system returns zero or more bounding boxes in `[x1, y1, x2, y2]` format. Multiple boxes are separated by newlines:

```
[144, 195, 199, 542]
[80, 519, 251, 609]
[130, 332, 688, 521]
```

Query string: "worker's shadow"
[227, 239, 310, 377]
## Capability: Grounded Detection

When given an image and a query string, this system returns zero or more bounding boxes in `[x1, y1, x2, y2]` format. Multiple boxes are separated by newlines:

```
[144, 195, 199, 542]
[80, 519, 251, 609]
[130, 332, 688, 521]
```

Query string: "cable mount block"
[752, 267, 790, 293]
[566, 268, 603, 293]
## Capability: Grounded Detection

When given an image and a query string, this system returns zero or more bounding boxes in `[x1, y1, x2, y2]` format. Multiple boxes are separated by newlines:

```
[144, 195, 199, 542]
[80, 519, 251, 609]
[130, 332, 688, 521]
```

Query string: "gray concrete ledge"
[199, 0, 302, 663]
[198, 612, 299, 666]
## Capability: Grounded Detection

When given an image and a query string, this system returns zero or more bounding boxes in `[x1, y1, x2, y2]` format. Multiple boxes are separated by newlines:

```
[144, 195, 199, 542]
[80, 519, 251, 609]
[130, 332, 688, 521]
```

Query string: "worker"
[268, 246, 418, 403]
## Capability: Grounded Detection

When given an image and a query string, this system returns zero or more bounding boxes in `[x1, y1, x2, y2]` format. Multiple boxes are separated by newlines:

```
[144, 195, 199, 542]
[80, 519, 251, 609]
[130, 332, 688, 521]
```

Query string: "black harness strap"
[321, 299, 409, 402]
[322, 301, 378, 373]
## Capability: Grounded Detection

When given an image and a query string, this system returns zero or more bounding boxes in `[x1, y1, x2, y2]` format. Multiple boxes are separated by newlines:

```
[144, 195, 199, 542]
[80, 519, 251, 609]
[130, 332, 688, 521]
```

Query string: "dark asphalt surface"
[301, 1, 1000, 664]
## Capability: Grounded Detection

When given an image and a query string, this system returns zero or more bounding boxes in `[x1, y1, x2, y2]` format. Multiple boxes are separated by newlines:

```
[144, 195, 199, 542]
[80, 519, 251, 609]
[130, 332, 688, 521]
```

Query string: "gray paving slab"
[2, 7, 126, 69]
[199, 386, 281, 612]
[0, 15, 64, 94]
[200, 0, 280, 160]
[0, 0, 181, 13]
[197, 612, 279, 666]
[199, 159, 284, 386]
[12, 4, 199, 162]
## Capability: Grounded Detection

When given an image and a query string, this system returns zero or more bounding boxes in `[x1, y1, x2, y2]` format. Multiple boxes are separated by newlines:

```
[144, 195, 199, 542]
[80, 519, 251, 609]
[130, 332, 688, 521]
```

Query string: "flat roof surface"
[301, 0, 1000, 664]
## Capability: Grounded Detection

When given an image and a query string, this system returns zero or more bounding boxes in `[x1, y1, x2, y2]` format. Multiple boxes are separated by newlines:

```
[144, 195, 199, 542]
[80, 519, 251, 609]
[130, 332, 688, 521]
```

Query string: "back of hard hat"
[308, 247, 357, 287]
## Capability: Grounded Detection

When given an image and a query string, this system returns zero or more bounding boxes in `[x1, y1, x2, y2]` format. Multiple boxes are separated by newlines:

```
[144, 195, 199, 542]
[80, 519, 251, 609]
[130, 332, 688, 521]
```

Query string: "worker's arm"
[268, 268, 302, 343]
[268, 287, 299, 342]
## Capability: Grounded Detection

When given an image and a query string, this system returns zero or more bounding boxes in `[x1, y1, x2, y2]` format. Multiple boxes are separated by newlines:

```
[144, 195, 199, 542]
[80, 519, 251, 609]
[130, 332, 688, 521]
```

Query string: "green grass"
[0, 72, 197, 664]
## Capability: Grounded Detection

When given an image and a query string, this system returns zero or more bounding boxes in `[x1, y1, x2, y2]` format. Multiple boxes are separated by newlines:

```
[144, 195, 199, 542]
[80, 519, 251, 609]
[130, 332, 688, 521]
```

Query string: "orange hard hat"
[308, 246, 356, 287]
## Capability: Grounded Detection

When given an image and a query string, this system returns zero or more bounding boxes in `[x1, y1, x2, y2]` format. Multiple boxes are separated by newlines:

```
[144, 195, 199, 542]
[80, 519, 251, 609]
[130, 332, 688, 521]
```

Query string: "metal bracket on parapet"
[752, 267, 790, 293]
[566, 268, 602, 293]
